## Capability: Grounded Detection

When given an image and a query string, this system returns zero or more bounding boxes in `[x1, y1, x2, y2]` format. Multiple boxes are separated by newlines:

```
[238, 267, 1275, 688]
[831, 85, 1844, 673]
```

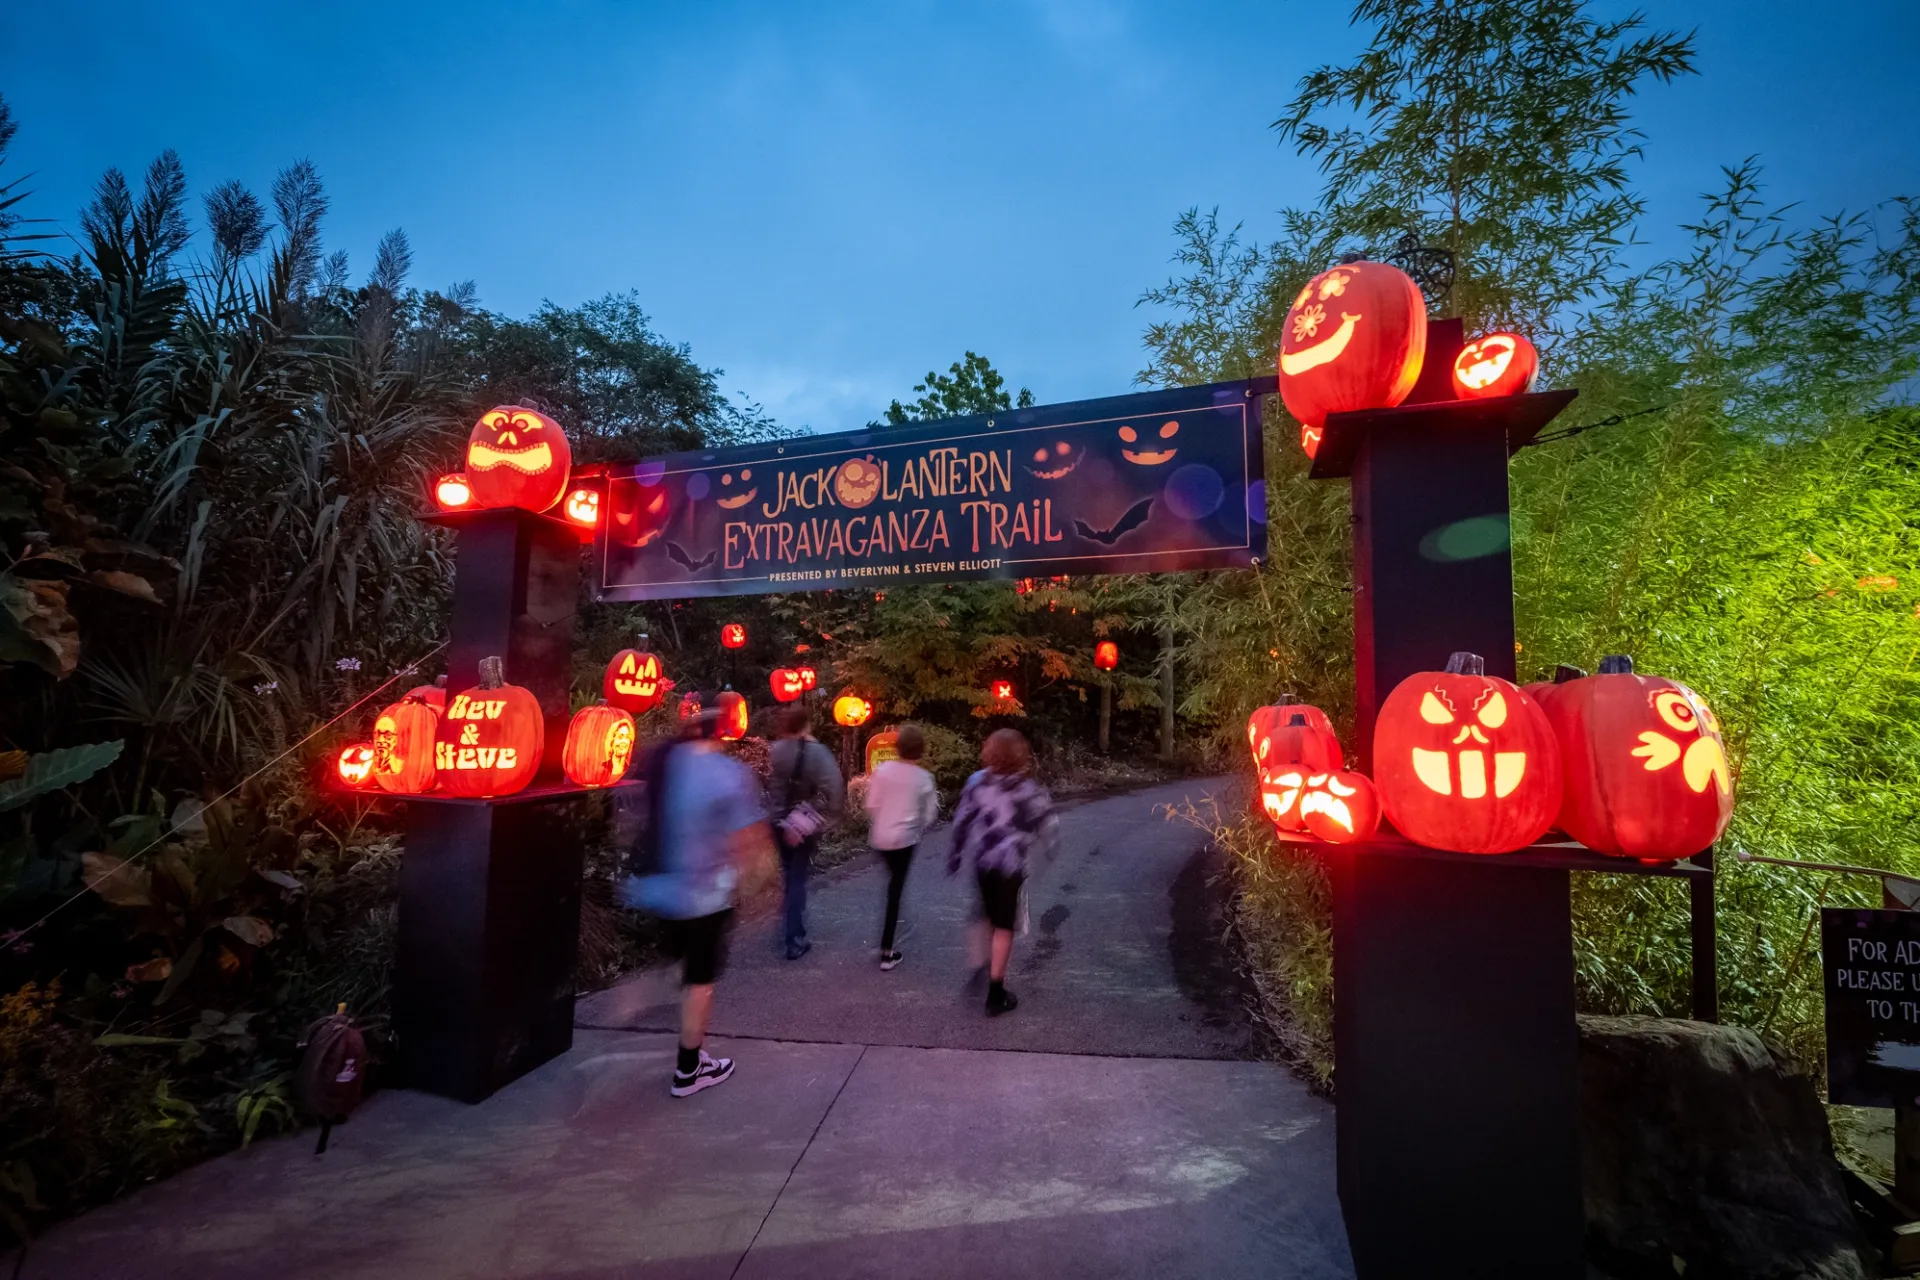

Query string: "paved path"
[14, 777, 1353, 1279]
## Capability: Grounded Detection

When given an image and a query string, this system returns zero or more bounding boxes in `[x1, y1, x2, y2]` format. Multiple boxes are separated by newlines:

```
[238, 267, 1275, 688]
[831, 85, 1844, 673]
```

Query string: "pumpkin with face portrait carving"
[604, 648, 664, 713]
[1540, 655, 1733, 860]
[1374, 653, 1562, 854]
[1299, 770, 1382, 844]
[433, 657, 544, 797]
[371, 694, 439, 795]
[465, 406, 571, 512]
[1278, 262, 1428, 458]
[562, 703, 636, 788]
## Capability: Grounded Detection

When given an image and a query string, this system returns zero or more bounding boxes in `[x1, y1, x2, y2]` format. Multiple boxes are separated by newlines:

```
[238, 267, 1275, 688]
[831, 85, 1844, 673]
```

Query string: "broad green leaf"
[0, 741, 125, 813]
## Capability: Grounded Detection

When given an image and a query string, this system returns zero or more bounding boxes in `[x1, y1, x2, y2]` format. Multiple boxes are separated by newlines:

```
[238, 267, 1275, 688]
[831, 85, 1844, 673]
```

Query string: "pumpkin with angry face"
[604, 648, 664, 713]
[1374, 652, 1562, 854]
[1278, 262, 1428, 458]
[720, 623, 747, 650]
[1250, 710, 1344, 832]
[1299, 770, 1382, 843]
[1539, 655, 1733, 860]
[465, 406, 572, 512]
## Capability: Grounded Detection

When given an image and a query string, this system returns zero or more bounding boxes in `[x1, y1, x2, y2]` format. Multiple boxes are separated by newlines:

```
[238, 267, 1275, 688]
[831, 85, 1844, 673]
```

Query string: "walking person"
[620, 709, 773, 1097]
[864, 723, 939, 971]
[947, 728, 1055, 1015]
[768, 703, 845, 960]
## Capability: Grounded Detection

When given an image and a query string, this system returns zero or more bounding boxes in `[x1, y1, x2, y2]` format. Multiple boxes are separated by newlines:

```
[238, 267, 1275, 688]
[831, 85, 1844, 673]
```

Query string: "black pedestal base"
[1333, 848, 1585, 1278]
[394, 795, 587, 1102]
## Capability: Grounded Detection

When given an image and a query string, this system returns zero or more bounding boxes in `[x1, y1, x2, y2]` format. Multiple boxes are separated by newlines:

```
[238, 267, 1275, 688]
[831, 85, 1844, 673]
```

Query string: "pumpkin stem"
[1554, 664, 1587, 683]
[1598, 654, 1635, 675]
[1443, 652, 1485, 676]
[478, 656, 505, 689]
[637, 633, 650, 652]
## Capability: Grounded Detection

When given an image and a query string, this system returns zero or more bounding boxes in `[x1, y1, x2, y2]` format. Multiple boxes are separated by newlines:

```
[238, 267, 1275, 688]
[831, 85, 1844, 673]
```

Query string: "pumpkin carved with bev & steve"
[433, 656, 544, 797]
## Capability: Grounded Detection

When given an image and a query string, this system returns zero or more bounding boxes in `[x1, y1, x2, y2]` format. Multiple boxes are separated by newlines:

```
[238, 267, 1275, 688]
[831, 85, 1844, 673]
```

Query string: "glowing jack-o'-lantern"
[990, 679, 1016, 703]
[404, 683, 447, 713]
[796, 665, 818, 691]
[371, 694, 439, 795]
[1094, 640, 1119, 671]
[720, 623, 747, 650]
[1299, 771, 1382, 844]
[1278, 262, 1428, 458]
[1250, 710, 1345, 832]
[465, 406, 571, 512]
[834, 457, 883, 509]
[1540, 655, 1733, 860]
[604, 648, 664, 713]
[833, 693, 872, 727]
[336, 743, 376, 788]
[1374, 652, 1562, 854]
[677, 691, 704, 723]
[434, 473, 472, 510]
[563, 703, 636, 788]
[1452, 332, 1539, 400]
[770, 668, 806, 703]
[432, 657, 544, 797]
[564, 487, 601, 527]
[715, 689, 749, 741]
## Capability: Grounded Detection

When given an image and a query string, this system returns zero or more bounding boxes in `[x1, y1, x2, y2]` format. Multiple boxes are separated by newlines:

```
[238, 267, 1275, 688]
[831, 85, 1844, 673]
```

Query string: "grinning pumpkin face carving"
[1374, 652, 1562, 854]
[1119, 420, 1180, 465]
[609, 482, 670, 547]
[465, 406, 571, 512]
[565, 488, 601, 527]
[604, 648, 664, 713]
[1025, 441, 1083, 480]
[1453, 332, 1539, 400]
[717, 468, 757, 510]
[834, 457, 883, 509]
[1279, 262, 1427, 456]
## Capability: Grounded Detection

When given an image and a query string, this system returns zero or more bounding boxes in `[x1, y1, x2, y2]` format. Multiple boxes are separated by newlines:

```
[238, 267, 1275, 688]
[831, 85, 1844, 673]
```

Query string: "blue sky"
[5, 1, 1916, 432]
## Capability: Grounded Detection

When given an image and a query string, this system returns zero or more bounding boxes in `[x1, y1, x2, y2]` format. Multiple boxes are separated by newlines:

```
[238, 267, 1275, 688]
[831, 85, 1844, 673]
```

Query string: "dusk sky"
[5, 1, 1916, 433]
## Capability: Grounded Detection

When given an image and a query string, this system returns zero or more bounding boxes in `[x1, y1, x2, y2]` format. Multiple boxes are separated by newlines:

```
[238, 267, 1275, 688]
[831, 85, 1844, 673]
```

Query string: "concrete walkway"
[15, 777, 1353, 1279]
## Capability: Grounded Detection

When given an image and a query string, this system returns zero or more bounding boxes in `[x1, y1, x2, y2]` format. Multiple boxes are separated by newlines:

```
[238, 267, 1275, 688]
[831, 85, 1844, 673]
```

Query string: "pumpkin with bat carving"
[371, 693, 440, 795]
[1278, 262, 1427, 458]
[603, 648, 664, 713]
[562, 703, 636, 788]
[433, 657, 544, 797]
[465, 406, 572, 512]
[336, 743, 377, 788]
[1539, 655, 1733, 860]
[1374, 652, 1562, 854]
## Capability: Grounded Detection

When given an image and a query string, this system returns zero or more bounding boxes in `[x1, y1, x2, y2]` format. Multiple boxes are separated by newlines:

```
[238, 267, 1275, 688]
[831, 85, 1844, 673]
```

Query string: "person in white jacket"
[864, 724, 939, 970]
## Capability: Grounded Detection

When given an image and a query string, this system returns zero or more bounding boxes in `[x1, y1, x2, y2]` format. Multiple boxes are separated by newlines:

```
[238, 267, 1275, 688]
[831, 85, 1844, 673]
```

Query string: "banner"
[595, 378, 1273, 601]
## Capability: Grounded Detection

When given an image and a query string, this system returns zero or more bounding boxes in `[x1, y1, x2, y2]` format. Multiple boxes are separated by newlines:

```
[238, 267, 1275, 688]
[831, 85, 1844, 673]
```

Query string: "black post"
[395, 508, 588, 1103]
[1312, 328, 1586, 1278]
[1691, 847, 1718, 1023]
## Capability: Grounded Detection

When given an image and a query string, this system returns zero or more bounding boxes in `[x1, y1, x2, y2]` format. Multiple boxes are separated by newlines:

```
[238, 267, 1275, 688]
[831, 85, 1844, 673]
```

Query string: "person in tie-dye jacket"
[947, 728, 1056, 1015]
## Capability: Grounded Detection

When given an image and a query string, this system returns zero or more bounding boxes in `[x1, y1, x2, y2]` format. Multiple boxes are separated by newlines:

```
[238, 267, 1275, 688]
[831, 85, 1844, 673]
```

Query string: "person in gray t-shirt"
[766, 703, 845, 959]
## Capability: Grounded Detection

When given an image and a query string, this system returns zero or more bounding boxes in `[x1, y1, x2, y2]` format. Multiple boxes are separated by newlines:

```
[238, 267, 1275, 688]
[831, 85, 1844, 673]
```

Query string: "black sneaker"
[879, 949, 903, 971]
[671, 1049, 734, 1097]
[986, 987, 1019, 1016]
[786, 939, 812, 961]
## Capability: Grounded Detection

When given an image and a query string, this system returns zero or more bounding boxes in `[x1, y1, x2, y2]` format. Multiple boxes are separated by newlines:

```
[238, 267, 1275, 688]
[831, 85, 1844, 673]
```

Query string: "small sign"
[595, 380, 1272, 600]
[864, 730, 900, 776]
[1822, 908, 1920, 1107]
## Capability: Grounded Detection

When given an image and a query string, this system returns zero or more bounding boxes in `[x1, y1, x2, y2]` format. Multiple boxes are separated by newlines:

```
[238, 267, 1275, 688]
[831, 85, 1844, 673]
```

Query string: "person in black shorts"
[947, 729, 1055, 1015]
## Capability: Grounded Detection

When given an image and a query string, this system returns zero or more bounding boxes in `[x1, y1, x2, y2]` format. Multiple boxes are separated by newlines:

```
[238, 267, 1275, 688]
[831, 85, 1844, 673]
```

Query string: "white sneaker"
[879, 949, 903, 971]
[670, 1049, 734, 1097]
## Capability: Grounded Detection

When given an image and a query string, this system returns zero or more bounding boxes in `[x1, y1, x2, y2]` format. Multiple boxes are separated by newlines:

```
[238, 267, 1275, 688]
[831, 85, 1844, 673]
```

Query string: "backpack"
[619, 740, 678, 880]
[296, 1006, 366, 1151]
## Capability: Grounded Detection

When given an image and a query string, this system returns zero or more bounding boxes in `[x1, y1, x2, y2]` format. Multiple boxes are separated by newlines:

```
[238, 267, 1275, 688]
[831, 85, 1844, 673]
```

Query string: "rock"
[1579, 1014, 1869, 1279]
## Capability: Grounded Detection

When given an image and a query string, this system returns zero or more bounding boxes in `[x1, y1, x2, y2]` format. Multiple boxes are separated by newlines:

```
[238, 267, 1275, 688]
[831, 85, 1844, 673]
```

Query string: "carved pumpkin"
[833, 693, 872, 727]
[1539, 655, 1733, 860]
[465, 406, 571, 513]
[404, 683, 447, 713]
[433, 656, 544, 797]
[1094, 640, 1119, 671]
[1278, 262, 1427, 458]
[1374, 652, 1562, 854]
[1299, 770, 1382, 843]
[865, 729, 900, 774]
[604, 648, 664, 713]
[372, 694, 439, 795]
[678, 691, 704, 723]
[715, 689, 749, 741]
[562, 703, 636, 788]
[1247, 701, 1337, 767]
[1452, 332, 1539, 400]
[720, 623, 747, 650]
[434, 473, 472, 510]
[1257, 766, 1312, 832]
[796, 665, 818, 691]
[1251, 710, 1345, 833]
[564, 487, 601, 527]
[770, 668, 806, 703]
[336, 743, 376, 788]
[990, 679, 1016, 703]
